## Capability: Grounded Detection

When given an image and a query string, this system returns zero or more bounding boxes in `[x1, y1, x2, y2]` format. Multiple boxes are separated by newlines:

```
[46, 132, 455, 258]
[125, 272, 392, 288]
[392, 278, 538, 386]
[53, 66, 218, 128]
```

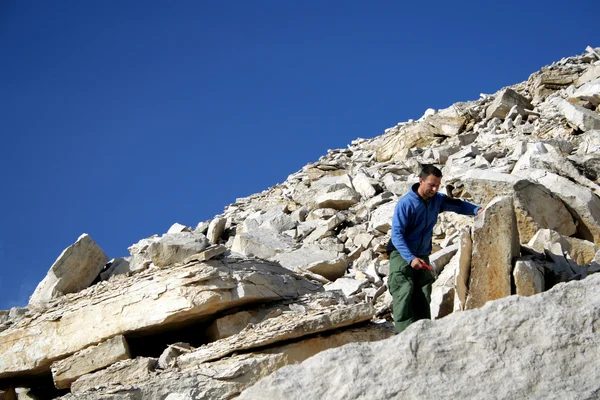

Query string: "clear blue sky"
[1, 1, 598, 309]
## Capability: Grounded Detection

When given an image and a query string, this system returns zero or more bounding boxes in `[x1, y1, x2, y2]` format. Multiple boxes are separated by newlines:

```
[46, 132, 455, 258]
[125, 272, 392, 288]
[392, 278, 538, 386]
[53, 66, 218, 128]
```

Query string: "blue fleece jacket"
[388, 183, 481, 264]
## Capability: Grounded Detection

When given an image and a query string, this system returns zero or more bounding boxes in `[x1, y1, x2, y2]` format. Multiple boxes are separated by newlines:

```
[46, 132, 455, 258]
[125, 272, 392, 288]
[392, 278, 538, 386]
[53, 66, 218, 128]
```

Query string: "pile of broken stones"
[1, 46, 600, 400]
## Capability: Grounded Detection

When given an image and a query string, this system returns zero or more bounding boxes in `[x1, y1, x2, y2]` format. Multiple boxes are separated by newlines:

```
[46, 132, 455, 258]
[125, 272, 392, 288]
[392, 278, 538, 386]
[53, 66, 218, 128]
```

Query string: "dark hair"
[419, 165, 442, 180]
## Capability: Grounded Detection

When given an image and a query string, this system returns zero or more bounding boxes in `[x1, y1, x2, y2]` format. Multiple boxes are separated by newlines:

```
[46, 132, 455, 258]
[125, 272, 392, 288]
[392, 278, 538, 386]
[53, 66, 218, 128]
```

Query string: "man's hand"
[477, 207, 484, 215]
[410, 257, 426, 270]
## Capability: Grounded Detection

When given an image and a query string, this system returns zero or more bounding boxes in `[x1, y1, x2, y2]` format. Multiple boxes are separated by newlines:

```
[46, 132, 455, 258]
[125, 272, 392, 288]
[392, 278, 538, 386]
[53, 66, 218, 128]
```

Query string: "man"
[386, 165, 483, 333]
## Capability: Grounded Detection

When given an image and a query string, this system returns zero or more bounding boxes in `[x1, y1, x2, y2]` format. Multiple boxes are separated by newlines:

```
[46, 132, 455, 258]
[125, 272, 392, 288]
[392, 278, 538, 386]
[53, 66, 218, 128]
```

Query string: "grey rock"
[239, 275, 600, 400]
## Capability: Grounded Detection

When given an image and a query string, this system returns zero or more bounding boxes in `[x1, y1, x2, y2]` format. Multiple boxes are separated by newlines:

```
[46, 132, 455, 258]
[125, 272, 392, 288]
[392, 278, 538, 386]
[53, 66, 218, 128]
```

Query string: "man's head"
[418, 165, 442, 200]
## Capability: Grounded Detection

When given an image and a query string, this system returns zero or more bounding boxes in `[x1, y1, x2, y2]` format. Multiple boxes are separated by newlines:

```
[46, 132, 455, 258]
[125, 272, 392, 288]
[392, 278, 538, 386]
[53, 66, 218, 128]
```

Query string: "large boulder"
[554, 99, 600, 132]
[485, 88, 532, 119]
[462, 169, 576, 243]
[231, 229, 295, 259]
[376, 107, 467, 162]
[147, 232, 210, 267]
[528, 229, 598, 265]
[238, 275, 600, 400]
[315, 184, 361, 210]
[516, 169, 600, 246]
[28, 234, 109, 310]
[465, 196, 520, 310]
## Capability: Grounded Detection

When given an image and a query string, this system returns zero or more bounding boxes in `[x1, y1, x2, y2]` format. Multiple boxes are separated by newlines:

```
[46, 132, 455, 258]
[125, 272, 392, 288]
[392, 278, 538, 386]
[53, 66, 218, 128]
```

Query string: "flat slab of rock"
[147, 232, 210, 267]
[177, 303, 375, 367]
[555, 99, 600, 131]
[324, 278, 369, 298]
[0, 260, 320, 379]
[465, 196, 520, 309]
[315, 184, 361, 210]
[29, 234, 109, 309]
[71, 357, 156, 395]
[231, 229, 295, 259]
[63, 324, 393, 400]
[51, 335, 131, 389]
[272, 246, 348, 281]
[238, 274, 600, 400]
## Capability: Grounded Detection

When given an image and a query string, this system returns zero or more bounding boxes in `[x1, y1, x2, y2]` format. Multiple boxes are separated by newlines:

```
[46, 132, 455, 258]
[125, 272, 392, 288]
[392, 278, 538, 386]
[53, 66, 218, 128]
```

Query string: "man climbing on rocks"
[387, 165, 483, 333]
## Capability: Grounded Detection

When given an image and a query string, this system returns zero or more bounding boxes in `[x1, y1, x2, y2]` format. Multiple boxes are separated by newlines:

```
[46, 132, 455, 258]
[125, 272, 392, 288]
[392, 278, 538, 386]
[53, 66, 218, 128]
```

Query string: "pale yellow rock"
[177, 303, 375, 367]
[463, 169, 576, 243]
[528, 229, 599, 265]
[465, 196, 520, 310]
[51, 335, 131, 389]
[513, 260, 544, 296]
[453, 228, 473, 311]
[71, 357, 156, 395]
[0, 261, 319, 379]
[66, 324, 393, 399]
[29, 234, 109, 309]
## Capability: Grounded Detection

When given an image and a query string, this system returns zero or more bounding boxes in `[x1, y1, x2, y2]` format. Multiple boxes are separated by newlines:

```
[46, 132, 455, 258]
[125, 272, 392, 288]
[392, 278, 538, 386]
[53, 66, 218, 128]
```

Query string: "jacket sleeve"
[391, 201, 416, 264]
[439, 194, 481, 215]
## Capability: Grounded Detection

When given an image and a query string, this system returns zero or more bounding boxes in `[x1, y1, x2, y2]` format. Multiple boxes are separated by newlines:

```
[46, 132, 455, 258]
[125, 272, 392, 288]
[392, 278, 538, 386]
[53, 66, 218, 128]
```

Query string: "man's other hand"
[410, 258, 426, 270]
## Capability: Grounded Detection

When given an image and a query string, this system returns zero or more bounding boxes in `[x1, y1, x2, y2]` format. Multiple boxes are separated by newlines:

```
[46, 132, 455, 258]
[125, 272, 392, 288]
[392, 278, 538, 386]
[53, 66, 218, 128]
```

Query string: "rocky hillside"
[1, 46, 599, 400]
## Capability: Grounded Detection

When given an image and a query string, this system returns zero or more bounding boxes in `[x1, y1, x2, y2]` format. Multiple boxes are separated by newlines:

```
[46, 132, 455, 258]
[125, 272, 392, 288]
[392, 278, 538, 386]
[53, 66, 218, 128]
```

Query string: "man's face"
[419, 175, 441, 200]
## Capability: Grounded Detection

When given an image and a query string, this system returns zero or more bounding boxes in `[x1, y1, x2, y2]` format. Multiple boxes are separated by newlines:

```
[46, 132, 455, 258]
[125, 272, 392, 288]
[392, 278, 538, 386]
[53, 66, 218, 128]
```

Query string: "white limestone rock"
[324, 278, 369, 298]
[146, 232, 210, 267]
[206, 217, 227, 244]
[231, 229, 295, 259]
[352, 172, 377, 199]
[554, 98, 600, 131]
[167, 223, 189, 234]
[485, 88, 532, 119]
[570, 78, 600, 106]
[430, 255, 458, 319]
[29, 234, 109, 310]
[429, 245, 458, 273]
[369, 202, 396, 233]
[315, 184, 361, 210]
[272, 245, 348, 281]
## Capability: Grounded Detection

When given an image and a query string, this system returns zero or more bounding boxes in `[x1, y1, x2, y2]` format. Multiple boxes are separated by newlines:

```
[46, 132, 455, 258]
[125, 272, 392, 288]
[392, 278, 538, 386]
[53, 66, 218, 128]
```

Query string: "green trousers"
[388, 250, 435, 333]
